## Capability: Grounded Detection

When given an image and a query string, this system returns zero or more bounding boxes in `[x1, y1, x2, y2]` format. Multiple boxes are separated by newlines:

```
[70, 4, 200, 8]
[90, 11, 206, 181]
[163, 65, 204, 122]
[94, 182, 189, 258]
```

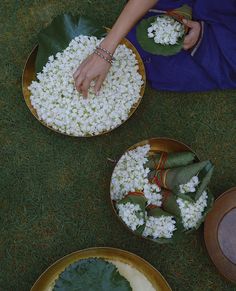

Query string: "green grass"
[0, 1, 236, 290]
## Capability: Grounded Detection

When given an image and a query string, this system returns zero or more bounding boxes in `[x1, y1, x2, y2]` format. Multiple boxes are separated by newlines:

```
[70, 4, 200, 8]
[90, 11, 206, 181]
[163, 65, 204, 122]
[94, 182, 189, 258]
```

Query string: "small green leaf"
[195, 162, 214, 200]
[53, 258, 132, 291]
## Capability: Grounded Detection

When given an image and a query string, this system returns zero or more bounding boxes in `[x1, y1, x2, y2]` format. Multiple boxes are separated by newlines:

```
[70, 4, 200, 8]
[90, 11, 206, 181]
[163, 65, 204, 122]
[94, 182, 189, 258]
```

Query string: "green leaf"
[177, 193, 195, 203]
[36, 14, 107, 73]
[145, 151, 196, 171]
[53, 258, 132, 291]
[195, 161, 214, 200]
[162, 191, 181, 217]
[148, 207, 172, 218]
[136, 15, 184, 56]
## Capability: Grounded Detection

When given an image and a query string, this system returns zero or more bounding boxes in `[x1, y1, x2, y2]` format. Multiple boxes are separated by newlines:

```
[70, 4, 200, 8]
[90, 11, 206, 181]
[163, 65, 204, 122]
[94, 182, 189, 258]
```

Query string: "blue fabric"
[127, 0, 236, 91]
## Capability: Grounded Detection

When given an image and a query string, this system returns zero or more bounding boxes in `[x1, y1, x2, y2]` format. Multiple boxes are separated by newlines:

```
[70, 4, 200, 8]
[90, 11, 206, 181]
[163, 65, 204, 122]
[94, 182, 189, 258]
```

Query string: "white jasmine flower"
[177, 191, 208, 230]
[143, 215, 176, 239]
[117, 202, 145, 231]
[179, 175, 200, 194]
[29, 36, 143, 136]
[143, 183, 162, 206]
[147, 15, 185, 45]
[111, 145, 151, 201]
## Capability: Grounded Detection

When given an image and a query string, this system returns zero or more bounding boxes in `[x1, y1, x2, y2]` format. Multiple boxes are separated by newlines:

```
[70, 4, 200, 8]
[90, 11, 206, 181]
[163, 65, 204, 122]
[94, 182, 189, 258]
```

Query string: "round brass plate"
[204, 187, 236, 284]
[31, 247, 172, 291]
[110, 137, 197, 243]
[22, 37, 146, 137]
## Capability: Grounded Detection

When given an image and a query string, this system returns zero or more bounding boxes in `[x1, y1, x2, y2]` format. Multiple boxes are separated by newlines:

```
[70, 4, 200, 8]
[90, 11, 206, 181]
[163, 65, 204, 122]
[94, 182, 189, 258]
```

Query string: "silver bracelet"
[94, 50, 113, 65]
[96, 45, 115, 61]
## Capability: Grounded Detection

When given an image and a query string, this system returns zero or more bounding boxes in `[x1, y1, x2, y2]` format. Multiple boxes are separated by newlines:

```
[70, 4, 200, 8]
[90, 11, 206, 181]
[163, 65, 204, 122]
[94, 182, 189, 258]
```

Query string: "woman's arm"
[73, 0, 158, 97]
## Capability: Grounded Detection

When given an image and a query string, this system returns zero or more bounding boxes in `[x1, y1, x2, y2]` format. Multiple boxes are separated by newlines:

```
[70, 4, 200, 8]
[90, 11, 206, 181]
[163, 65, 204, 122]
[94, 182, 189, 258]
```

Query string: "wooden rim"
[30, 247, 172, 291]
[22, 37, 146, 138]
[110, 137, 198, 244]
[204, 187, 236, 283]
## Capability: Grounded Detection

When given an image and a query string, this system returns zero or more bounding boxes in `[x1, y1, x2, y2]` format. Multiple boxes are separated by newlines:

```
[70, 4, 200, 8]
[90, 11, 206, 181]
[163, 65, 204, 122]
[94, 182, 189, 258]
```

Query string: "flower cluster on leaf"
[147, 15, 185, 45]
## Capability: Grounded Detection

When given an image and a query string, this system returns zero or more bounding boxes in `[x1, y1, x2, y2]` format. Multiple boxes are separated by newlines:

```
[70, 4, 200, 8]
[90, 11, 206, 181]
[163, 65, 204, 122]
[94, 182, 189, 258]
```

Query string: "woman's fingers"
[81, 75, 93, 98]
[75, 72, 86, 92]
[73, 57, 90, 81]
[94, 75, 106, 95]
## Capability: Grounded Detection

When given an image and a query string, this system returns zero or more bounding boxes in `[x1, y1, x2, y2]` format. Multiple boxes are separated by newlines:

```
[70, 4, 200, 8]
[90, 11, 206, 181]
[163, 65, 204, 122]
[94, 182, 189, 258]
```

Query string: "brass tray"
[110, 137, 198, 243]
[31, 247, 172, 291]
[204, 187, 236, 284]
[22, 37, 146, 137]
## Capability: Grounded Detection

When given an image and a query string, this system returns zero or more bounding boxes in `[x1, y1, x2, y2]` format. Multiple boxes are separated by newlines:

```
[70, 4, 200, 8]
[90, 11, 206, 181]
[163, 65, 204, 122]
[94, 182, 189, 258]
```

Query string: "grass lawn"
[0, 1, 236, 290]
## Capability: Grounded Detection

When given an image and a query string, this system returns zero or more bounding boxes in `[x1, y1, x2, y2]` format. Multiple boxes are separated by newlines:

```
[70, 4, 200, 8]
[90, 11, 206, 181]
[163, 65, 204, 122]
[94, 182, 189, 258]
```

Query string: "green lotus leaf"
[53, 258, 132, 291]
[36, 14, 106, 73]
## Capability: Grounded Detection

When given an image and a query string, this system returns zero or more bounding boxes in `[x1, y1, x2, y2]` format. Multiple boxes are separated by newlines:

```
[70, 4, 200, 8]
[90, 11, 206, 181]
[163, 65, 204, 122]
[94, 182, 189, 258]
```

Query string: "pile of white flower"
[179, 176, 200, 194]
[111, 144, 163, 206]
[112, 144, 176, 239]
[29, 35, 143, 136]
[143, 215, 176, 239]
[111, 145, 151, 201]
[147, 15, 185, 45]
[177, 191, 208, 230]
[116, 202, 145, 231]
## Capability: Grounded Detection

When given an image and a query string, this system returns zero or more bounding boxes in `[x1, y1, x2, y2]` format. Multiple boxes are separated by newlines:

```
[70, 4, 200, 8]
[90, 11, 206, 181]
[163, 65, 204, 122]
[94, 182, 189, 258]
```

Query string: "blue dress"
[127, 0, 236, 91]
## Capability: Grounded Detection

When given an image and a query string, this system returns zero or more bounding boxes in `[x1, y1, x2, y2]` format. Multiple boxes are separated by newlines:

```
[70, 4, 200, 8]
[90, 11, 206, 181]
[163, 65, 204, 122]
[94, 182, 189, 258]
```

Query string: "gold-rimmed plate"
[22, 37, 146, 137]
[110, 137, 198, 243]
[31, 247, 172, 291]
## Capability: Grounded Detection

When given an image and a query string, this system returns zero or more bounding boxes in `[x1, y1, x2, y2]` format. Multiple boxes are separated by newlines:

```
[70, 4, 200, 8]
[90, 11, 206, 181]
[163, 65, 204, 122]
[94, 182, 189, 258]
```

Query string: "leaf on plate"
[53, 258, 132, 291]
[36, 14, 107, 73]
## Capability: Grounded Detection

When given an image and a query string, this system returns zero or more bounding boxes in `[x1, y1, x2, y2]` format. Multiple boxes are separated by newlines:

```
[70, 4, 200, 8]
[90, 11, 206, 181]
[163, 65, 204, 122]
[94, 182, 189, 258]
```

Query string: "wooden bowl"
[110, 137, 198, 243]
[22, 37, 146, 137]
[204, 187, 236, 284]
[31, 247, 172, 291]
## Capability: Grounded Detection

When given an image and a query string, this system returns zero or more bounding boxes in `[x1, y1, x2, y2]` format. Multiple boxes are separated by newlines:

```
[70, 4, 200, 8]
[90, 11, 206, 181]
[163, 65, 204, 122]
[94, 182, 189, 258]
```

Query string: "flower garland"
[29, 35, 143, 136]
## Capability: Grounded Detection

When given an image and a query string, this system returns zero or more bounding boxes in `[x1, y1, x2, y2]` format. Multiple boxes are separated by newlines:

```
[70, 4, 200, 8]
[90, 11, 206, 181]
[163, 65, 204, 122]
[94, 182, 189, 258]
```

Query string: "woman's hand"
[73, 53, 111, 97]
[183, 19, 201, 50]
[73, 0, 157, 97]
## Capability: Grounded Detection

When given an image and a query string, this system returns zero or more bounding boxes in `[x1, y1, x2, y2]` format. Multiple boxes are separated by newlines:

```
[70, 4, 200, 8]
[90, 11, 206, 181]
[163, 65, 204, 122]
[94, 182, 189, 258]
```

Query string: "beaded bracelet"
[94, 50, 113, 65]
[96, 45, 115, 61]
